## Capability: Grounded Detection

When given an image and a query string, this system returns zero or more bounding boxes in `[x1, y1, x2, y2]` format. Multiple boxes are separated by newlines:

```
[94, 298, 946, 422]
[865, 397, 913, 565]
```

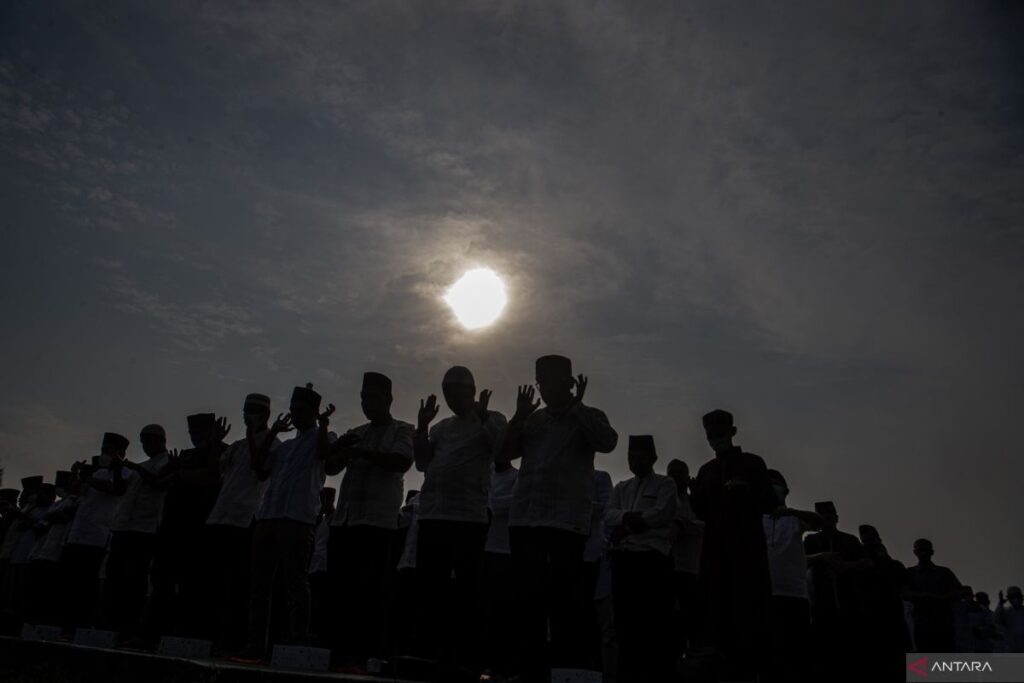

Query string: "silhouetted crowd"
[0, 356, 1022, 683]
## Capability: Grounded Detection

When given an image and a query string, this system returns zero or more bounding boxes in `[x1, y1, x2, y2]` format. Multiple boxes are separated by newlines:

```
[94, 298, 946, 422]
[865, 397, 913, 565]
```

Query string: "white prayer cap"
[442, 366, 475, 387]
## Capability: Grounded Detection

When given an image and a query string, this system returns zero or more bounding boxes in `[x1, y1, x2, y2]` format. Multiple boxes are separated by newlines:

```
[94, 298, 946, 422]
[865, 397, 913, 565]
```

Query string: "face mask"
[772, 484, 787, 503]
[708, 437, 731, 452]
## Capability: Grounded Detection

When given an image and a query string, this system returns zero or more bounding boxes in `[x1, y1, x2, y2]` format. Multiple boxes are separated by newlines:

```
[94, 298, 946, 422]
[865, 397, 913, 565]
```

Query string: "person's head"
[975, 591, 991, 608]
[767, 469, 788, 506]
[18, 476, 42, 507]
[320, 487, 336, 511]
[913, 538, 934, 563]
[187, 414, 218, 449]
[702, 410, 736, 454]
[139, 424, 167, 457]
[290, 384, 322, 430]
[627, 435, 657, 477]
[815, 501, 839, 531]
[54, 470, 72, 499]
[1008, 586, 1023, 609]
[858, 524, 882, 546]
[535, 355, 574, 410]
[242, 393, 272, 432]
[0, 488, 18, 510]
[360, 372, 393, 423]
[442, 366, 476, 417]
[35, 483, 56, 507]
[99, 432, 129, 467]
[666, 459, 690, 496]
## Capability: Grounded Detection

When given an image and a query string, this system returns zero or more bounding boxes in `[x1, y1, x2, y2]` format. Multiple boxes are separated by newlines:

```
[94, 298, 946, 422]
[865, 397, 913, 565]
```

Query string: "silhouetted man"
[483, 458, 518, 678]
[804, 501, 870, 680]
[691, 409, 773, 681]
[8, 479, 53, 624]
[414, 365, 508, 675]
[501, 354, 618, 681]
[28, 471, 75, 625]
[667, 458, 703, 659]
[971, 591, 997, 653]
[61, 433, 128, 631]
[324, 372, 413, 667]
[246, 385, 334, 659]
[761, 469, 822, 683]
[606, 435, 677, 683]
[583, 469, 613, 672]
[856, 524, 910, 676]
[206, 393, 280, 651]
[149, 414, 227, 641]
[104, 424, 169, 640]
[308, 486, 335, 646]
[996, 586, 1024, 652]
[904, 538, 966, 652]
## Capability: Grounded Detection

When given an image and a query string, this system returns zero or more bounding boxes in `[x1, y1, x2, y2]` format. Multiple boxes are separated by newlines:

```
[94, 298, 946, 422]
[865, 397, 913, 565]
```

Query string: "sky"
[1, 1, 1022, 595]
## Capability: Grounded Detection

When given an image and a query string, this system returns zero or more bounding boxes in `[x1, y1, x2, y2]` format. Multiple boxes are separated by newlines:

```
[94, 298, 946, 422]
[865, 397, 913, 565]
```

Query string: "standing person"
[61, 433, 129, 632]
[605, 435, 677, 683]
[856, 525, 911, 677]
[413, 366, 508, 676]
[971, 592, 997, 653]
[28, 472, 76, 625]
[583, 469, 613, 672]
[148, 414, 227, 641]
[206, 393, 279, 652]
[666, 458, 703, 659]
[8, 481, 53, 624]
[324, 372, 414, 668]
[482, 460, 517, 678]
[391, 490, 421, 657]
[103, 424, 169, 641]
[501, 355, 618, 681]
[995, 586, 1024, 652]
[308, 487, 335, 647]
[904, 538, 967, 652]
[761, 470, 822, 683]
[690, 410, 774, 682]
[245, 385, 334, 659]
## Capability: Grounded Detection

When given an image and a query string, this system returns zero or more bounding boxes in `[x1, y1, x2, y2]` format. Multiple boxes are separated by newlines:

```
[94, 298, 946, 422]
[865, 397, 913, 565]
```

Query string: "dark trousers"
[29, 560, 62, 625]
[611, 550, 673, 683]
[509, 526, 588, 680]
[309, 570, 329, 646]
[247, 519, 314, 655]
[327, 524, 394, 662]
[147, 523, 212, 640]
[765, 595, 810, 683]
[59, 543, 107, 630]
[672, 570, 701, 657]
[103, 531, 156, 636]
[206, 524, 252, 650]
[416, 519, 488, 669]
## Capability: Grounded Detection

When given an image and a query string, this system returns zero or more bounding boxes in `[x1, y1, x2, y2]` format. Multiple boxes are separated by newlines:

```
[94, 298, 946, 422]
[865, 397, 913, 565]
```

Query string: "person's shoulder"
[594, 469, 612, 486]
[486, 410, 508, 425]
[392, 419, 415, 433]
[652, 472, 676, 487]
[741, 450, 768, 467]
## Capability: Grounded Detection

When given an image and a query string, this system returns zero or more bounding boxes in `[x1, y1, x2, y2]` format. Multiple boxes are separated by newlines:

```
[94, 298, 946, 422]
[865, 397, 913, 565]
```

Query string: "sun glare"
[444, 268, 508, 330]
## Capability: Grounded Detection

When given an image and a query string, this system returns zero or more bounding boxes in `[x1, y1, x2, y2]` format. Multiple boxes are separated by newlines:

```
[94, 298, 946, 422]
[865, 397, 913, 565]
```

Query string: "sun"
[444, 268, 508, 330]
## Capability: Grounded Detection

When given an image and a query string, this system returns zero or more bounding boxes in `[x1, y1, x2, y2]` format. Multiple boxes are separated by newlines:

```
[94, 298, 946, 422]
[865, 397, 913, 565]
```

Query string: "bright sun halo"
[445, 268, 508, 330]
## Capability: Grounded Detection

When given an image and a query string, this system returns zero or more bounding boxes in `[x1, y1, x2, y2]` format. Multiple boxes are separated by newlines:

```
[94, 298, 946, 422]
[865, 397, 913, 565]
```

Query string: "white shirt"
[207, 431, 280, 528]
[762, 513, 810, 599]
[256, 427, 332, 526]
[66, 470, 121, 548]
[332, 419, 415, 530]
[0, 505, 28, 560]
[583, 470, 613, 562]
[418, 411, 507, 524]
[397, 496, 420, 570]
[670, 491, 703, 575]
[605, 472, 677, 555]
[111, 453, 170, 534]
[508, 404, 618, 534]
[11, 506, 49, 564]
[30, 497, 76, 563]
[309, 514, 330, 573]
[485, 466, 518, 555]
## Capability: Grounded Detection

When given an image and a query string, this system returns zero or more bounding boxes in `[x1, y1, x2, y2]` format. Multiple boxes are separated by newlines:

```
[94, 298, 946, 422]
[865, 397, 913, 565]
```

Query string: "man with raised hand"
[501, 354, 618, 681]
[205, 393, 280, 652]
[324, 371, 414, 668]
[245, 384, 334, 660]
[413, 365, 508, 676]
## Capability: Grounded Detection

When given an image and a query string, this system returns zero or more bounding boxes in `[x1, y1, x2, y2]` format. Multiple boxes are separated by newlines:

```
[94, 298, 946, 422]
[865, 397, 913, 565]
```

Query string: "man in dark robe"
[691, 409, 774, 682]
[856, 525, 911, 680]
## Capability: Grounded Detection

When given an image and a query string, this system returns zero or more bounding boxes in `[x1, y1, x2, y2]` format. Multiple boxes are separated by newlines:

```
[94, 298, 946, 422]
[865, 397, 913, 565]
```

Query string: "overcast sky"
[2, 1, 1022, 594]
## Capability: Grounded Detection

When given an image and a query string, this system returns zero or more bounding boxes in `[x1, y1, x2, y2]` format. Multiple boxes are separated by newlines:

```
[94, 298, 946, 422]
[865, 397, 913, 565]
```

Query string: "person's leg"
[326, 525, 349, 659]
[279, 520, 314, 644]
[547, 528, 587, 670]
[246, 520, 279, 657]
[611, 552, 637, 683]
[145, 529, 175, 643]
[102, 532, 130, 631]
[416, 520, 456, 662]
[509, 527, 550, 681]
[450, 521, 488, 671]
[228, 525, 253, 649]
[362, 526, 396, 660]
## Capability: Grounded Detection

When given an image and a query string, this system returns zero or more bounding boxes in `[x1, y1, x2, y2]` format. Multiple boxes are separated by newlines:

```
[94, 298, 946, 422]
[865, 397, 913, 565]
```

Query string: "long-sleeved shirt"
[111, 452, 170, 534]
[507, 403, 618, 534]
[583, 470, 613, 562]
[29, 496, 76, 563]
[332, 419, 415, 530]
[256, 427, 333, 526]
[417, 411, 507, 524]
[605, 472, 677, 555]
[485, 466, 518, 555]
[66, 470, 121, 548]
[207, 431, 280, 528]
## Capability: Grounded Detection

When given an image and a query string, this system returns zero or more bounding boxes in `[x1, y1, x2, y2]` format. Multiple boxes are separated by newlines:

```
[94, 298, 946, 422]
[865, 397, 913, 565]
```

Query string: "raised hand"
[418, 395, 439, 431]
[319, 404, 336, 428]
[271, 412, 294, 434]
[514, 385, 540, 422]
[570, 374, 588, 407]
[216, 416, 232, 442]
[476, 389, 492, 422]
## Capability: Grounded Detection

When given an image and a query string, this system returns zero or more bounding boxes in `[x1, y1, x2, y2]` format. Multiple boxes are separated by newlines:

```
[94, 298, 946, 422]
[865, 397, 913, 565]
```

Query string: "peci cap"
[535, 355, 572, 378]
[102, 432, 130, 452]
[361, 372, 393, 394]
[627, 435, 657, 459]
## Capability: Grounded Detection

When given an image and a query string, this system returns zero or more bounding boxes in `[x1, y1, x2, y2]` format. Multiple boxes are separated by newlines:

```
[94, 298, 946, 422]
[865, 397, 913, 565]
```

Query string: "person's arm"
[690, 470, 708, 521]
[569, 404, 618, 454]
[88, 463, 127, 495]
[414, 395, 439, 472]
[500, 385, 540, 463]
[638, 478, 678, 529]
[604, 481, 626, 529]
[775, 506, 824, 531]
[316, 405, 336, 460]
[360, 424, 415, 473]
[254, 413, 292, 478]
[122, 459, 167, 490]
